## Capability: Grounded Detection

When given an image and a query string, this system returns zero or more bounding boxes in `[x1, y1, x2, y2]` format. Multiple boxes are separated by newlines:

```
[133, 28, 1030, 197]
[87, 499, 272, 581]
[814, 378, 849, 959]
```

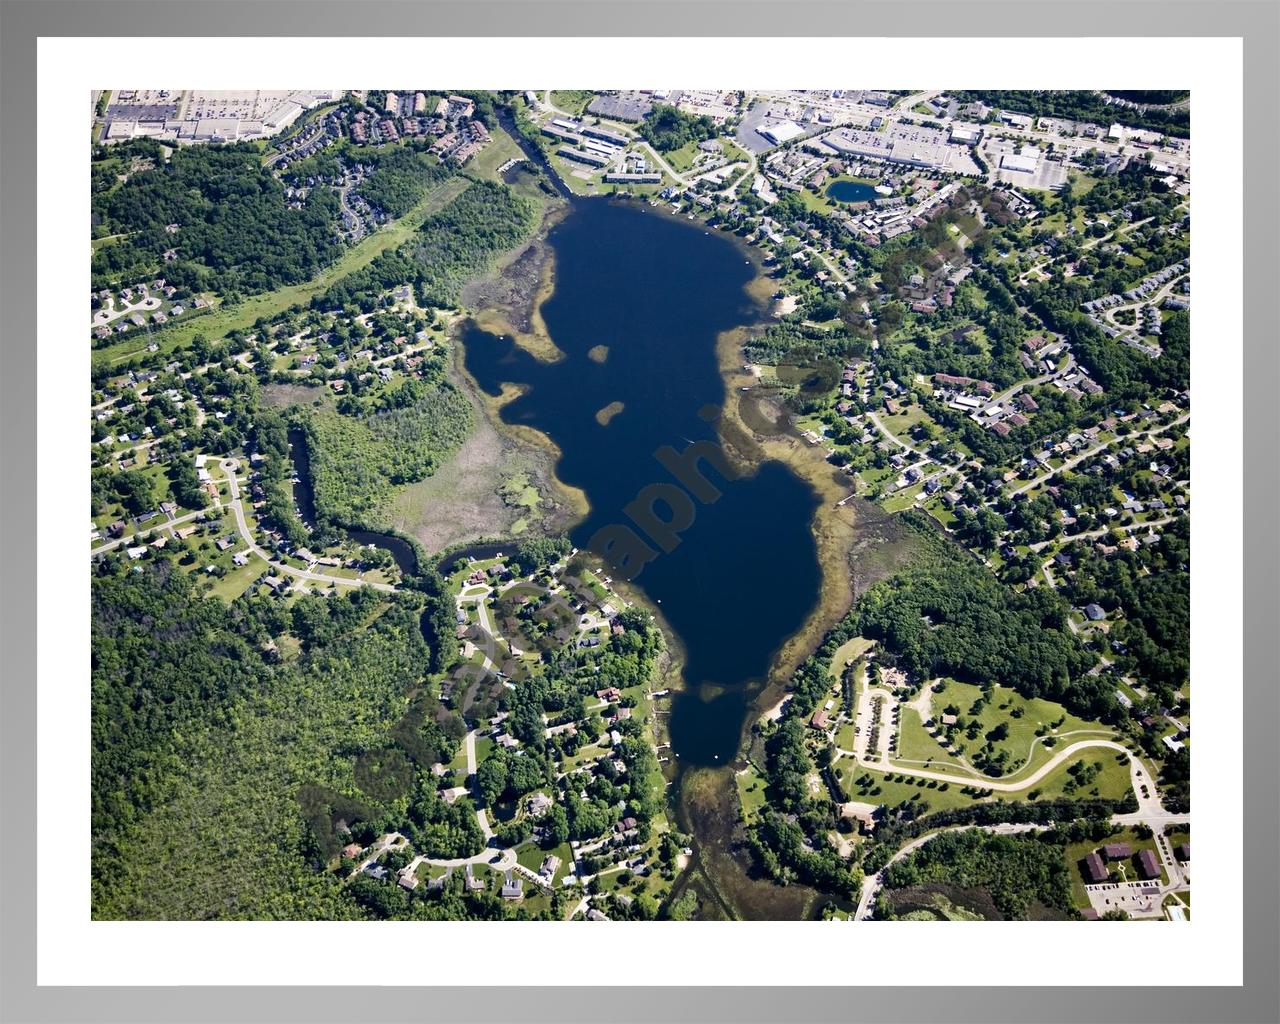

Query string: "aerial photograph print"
[89, 87, 1192, 924]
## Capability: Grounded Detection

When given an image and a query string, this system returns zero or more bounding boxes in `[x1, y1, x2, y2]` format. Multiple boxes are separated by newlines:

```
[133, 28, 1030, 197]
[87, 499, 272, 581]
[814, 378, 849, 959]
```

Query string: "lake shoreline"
[452, 193, 910, 920]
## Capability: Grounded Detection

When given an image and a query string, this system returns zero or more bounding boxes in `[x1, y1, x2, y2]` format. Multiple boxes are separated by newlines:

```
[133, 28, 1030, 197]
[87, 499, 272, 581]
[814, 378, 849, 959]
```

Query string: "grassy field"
[836, 759, 976, 815]
[922, 497, 959, 529]
[735, 762, 769, 823]
[516, 840, 572, 884]
[549, 91, 595, 116]
[205, 551, 270, 602]
[921, 680, 1116, 780]
[895, 709, 971, 771]
[1029, 751, 1133, 802]
[877, 401, 935, 441]
[659, 140, 702, 173]
[93, 175, 473, 368]
[828, 636, 873, 678]
[882, 484, 926, 514]
[464, 123, 528, 183]
[545, 152, 605, 196]
[858, 464, 899, 495]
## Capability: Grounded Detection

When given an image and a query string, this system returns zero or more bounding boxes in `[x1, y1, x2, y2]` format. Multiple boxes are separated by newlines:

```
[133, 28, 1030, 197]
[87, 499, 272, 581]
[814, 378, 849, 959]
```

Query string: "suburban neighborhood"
[89, 87, 1192, 925]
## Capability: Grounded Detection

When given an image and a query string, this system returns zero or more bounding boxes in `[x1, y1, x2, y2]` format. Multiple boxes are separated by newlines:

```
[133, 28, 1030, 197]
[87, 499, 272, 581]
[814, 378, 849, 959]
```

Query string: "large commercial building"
[757, 120, 807, 146]
[581, 124, 629, 147]
[604, 172, 662, 184]
[1000, 151, 1039, 173]
[558, 146, 611, 168]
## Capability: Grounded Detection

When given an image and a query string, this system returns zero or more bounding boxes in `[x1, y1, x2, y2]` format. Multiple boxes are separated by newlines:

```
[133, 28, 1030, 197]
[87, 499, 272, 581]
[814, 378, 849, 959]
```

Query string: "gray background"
[1, 1, 1276, 1022]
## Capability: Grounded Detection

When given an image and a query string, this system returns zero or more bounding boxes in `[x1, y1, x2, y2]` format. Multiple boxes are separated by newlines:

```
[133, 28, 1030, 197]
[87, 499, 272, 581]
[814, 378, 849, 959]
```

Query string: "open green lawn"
[836, 759, 976, 815]
[735, 762, 769, 823]
[91, 232, 132, 252]
[882, 483, 926, 513]
[516, 840, 572, 884]
[545, 152, 606, 196]
[878, 402, 935, 440]
[922, 680, 1116, 781]
[663, 140, 705, 174]
[1028, 750, 1133, 802]
[204, 551, 270, 602]
[895, 709, 971, 771]
[829, 636, 872, 681]
[922, 498, 959, 529]
[446, 743, 471, 777]
[858, 464, 899, 494]
[93, 176, 473, 368]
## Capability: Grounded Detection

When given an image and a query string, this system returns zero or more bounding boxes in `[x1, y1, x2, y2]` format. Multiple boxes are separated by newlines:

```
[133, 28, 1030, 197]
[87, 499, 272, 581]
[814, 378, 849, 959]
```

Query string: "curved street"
[836, 734, 1141, 794]
[220, 458, 395, 593]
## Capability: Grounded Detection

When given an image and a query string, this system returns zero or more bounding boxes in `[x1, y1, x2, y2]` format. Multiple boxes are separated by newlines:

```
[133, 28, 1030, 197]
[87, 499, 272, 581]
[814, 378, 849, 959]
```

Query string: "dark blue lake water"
[825, 179, 879, 204]
[461, 199, 822, 764]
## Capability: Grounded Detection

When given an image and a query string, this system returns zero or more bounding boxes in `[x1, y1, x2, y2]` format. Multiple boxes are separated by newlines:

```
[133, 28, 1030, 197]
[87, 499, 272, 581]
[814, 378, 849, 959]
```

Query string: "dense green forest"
[406, 181, 538, 306]
[637, 103, 718, 153]
[878, 829, 1077, 919]
[1059, 516, 1189, 703]
[950, 90, 1190, 138]
[1104, 91, 1189, 106]
[356, 146, 454, 218]
[302, 378, 472, 527]
[319, 179, 538, 311]
[89, 553, 672, 920]
[91, 561, 429, 919]
[91, 140, 341, 295]
[853, 515, 1111, 720]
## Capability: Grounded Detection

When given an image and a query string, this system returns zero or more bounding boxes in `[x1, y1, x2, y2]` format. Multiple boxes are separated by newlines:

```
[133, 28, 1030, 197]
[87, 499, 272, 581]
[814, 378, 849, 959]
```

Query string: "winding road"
[220, 459, 395, 593]
[837, 734, 1141, 794]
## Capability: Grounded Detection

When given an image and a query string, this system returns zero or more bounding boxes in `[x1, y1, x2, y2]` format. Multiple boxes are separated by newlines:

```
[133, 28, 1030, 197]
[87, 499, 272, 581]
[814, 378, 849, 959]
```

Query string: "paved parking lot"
[1086, 880, 1164, 919]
